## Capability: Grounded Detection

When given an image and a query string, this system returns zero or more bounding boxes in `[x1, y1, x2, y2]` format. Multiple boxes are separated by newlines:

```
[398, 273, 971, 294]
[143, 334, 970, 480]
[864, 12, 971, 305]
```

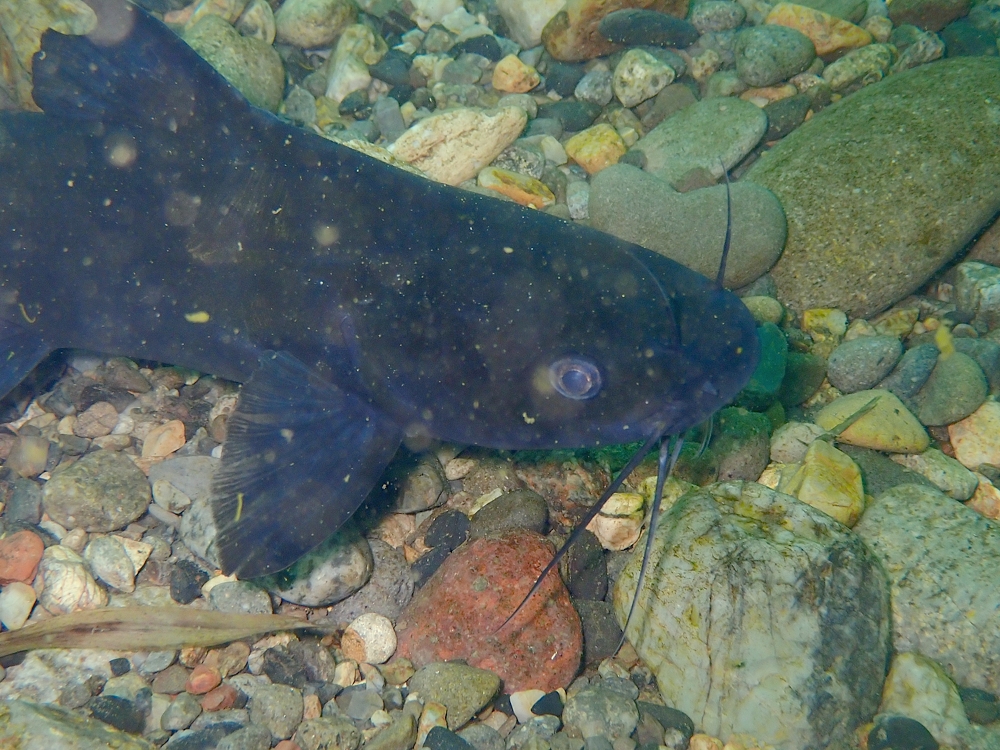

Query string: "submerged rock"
[613, 481, 890, 750]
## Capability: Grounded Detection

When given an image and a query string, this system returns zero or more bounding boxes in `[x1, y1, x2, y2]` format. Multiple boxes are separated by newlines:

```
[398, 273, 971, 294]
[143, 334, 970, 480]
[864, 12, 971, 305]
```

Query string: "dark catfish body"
[0, 0, 759, 577]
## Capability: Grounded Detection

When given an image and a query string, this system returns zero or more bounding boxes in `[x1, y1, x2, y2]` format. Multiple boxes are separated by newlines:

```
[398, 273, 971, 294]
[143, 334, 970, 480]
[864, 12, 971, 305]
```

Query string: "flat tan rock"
[815, 390, 929, 453]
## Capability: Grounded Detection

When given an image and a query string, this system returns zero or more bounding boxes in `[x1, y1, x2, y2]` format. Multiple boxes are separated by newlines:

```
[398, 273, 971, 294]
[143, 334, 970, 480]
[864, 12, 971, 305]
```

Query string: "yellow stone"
[491, 53, 541, 93]
[142, 420, 187, 458]
[948, 400, 1000, 469]
[873, 307, 919, 338]
[778, 439, 864, 526]
[564, 123, 627, 175]
[815, 390, 929, 453]
[766, 2, 872, 58]
[477, 166, 555, 208]
[587, 492, 645, 551]
[801, 307, 847, 338]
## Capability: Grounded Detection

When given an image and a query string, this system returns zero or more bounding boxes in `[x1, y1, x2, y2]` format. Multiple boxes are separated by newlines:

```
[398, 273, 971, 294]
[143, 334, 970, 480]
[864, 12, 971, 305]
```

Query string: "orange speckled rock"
[395, 530, 582, 693]
[0, 530, 44, 584]
[542, 0, 689, 62]
[478, 167, 555, 208]
[565, 124, 626, 174]
[185, 664, 222, 695]
[766, 3, 871, 58]
[740, 83, 798, 106]
[492, 54, 541, 93]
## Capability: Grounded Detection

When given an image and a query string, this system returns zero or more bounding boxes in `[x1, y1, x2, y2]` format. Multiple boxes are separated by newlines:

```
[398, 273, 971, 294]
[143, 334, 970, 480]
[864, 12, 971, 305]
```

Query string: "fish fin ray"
[32, 0, 248, 125]
[212, 352, 401, 578]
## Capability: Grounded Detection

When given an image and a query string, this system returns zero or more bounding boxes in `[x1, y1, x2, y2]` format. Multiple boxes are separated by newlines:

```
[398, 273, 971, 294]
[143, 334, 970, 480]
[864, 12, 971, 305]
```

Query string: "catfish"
[0, 0, 760, 611]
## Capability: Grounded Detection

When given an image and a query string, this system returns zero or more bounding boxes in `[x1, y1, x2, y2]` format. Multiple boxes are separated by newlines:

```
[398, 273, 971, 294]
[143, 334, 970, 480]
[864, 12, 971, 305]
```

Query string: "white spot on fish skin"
[280, 428, 294, 443]
[184, 311, 210, 323]
[503, 246, 514, 254]
[314, 224, 340, 246]
[522, 412, 536, 424]
[104, 132, 137, 169]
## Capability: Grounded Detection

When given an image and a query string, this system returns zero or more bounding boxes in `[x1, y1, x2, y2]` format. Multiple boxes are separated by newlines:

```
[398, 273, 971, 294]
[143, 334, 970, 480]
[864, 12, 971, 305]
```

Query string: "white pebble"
[0, 581, 36, 630]
[342, 613, 397, 665]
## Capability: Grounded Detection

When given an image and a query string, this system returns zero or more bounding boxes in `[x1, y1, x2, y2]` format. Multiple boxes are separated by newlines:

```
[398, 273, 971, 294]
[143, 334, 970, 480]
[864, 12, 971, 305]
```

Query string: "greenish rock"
[294, 716, 363, 750]
[184, 14, 284, 112]
[42, 449, 151, 532]
[469, 489, 548, 538]
[914, 352, 989, 426]
[711, 407, 772, 482]
[248, 684, 303, 740]
[739, 323, 788, 408]
[263, 526, 373, 607]
[826, 335, 903, 393]
[215, 724, 272, 750]
[562, 685, 639, 741]
[779, 351, 827, 407]
[821, 43, 895, 92]
[746, 57, 1000, 318]
[0, 699, 154, 749]
[364, 713, 417, 750]
[734, 25, 816, 87]
[407, 662, 500, 730]
[589, 164, 786, 289]
[630, 97, 767, 185]
[613, 481, 890, 750]
[793, 0, 867, 21]
[837, 444, 935, 497]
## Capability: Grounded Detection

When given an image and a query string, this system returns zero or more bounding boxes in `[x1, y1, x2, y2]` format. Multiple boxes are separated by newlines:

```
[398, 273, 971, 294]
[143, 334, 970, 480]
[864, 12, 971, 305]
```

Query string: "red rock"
[0, 530, 45, 584]
[185, 664, 222, 695]
[201, 683, 238, 711]
[395, 530, 582, 692]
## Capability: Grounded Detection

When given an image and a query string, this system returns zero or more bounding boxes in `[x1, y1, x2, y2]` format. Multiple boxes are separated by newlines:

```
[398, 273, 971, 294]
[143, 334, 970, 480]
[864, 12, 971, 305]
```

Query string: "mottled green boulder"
[746, 57, 1000, 317]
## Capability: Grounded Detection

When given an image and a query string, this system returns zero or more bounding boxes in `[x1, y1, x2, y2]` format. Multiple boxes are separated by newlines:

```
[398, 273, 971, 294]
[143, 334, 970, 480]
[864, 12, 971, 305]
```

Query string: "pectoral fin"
[212, 352, 401, 578]
[0, 324, 51, 402]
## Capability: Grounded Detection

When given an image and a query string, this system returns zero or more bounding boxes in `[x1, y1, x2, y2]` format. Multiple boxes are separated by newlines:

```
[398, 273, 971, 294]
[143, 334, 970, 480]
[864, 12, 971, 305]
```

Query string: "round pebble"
[826, 335, 903, 393]
[42, 449, 151, 533]
[341, 613, 398, 665]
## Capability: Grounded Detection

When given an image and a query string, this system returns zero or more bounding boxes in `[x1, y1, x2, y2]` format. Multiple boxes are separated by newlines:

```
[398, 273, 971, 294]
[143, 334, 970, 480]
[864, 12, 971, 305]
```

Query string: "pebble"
[574, 68, 614, 106]
[35, 545, 109, 614]
[74, 402, 120, 438]
[389, 106, 528, 186]
[407, 663, 500, 730]
[691, 0, 747, 32]
[84, 535, 137, 592]
[6, 435, 49, 478]
[879, 343, 939, 401]
[564, 124, 626, 175]
[295, 716, 363, 750]
[815, 390, 930, 453]
[249, 683, 304, 741]
[183, 14, 284, 112]
[766, 1, 873, 56]
[468, 489, 548, 538]
[495, 0, 563, 48]
[890, 448, 979, 501]
[955, 261, 1000, 331]
[821, 42, 895, 91]
[563, 684, 639, 741]
[537, 100, 602, 131]
[778, 352, 828, 407]
[274, 0, 356, 48]
[209, 581, 272, 615]
[0, 580, 36, 629]
[914, 352, 989, 426]
[777, 439, 865, 526]
[327, 539, 414, 623]
[477, 166, 555, 208]
[588, 164, 785, 289]
[968, 474, 1000, 520]
[396, 530, 582, 692]
[734, 25, 816, 87]
[612, 49, 676, 108]
[888, 0, 969, 31]
[186, 664, 222, 695]
[341, 613, 397, 665]
[947, 400, 1000, 469]
[492, 54, 540, 93]
[42, 449, 151, 533]
[264, 528, 372, 607]
[630, 96, 767, 185]
[586, 492, 645, 551]
[826, 334, 903, 393]
[152, 664, 192, 695]
[0, 529, 44, 584]
[162, 692, 204, 731]
[89, 694, 146, 735]
[599, 9, 699, 47]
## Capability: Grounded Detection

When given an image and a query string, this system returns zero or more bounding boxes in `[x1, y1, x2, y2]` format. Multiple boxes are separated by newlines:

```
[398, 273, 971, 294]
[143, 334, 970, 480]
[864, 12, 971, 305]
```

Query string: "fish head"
[350, 200, 760, 450]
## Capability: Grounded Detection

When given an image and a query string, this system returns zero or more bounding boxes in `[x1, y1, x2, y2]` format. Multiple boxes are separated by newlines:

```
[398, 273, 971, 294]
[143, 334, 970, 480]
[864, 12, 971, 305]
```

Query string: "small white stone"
[880, 652, 969, 746]
[115, 535, 153, 575]
[83, 535, 137, 593]
[613, 49, 675, 109]
[770, 421, 826, 464]
[587, 492, 645, 551]
[0, 581, 36, 630]
[509, 688, 546, 724]
[36, 545, 108, 615]
[152, 478, 193, 513]
[342, 612, 397, 665]
[334, 659, 360, 687]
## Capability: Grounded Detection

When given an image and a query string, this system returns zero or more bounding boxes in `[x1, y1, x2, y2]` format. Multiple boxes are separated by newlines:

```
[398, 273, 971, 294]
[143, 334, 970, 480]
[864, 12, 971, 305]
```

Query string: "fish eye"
[548, 356, 602, 400]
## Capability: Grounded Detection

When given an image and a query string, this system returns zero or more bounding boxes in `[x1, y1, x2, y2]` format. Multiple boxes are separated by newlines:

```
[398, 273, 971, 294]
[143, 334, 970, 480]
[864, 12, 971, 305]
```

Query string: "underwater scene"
[1, 0, 1000, 747]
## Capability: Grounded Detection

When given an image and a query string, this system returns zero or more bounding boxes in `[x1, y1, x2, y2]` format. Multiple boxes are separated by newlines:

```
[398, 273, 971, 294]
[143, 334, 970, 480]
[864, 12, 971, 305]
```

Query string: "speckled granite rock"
[395, 530, 582, 693]
[745, 57, 1000, 317]
[855, 483, 1000, 696]
[613, 481, 890, 750]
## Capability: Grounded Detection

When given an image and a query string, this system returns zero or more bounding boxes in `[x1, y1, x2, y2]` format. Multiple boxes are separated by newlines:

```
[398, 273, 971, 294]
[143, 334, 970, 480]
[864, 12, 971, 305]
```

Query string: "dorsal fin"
[32, 0, 249, 127]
